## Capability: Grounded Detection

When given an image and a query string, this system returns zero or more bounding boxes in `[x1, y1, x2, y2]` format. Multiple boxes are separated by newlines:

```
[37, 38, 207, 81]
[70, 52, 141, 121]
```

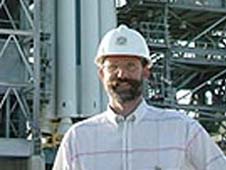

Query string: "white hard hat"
[95, 24, 150, 65]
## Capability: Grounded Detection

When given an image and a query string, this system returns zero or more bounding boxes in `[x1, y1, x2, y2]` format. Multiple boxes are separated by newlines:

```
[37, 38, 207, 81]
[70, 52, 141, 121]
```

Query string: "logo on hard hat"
[116, 36, 127, 45]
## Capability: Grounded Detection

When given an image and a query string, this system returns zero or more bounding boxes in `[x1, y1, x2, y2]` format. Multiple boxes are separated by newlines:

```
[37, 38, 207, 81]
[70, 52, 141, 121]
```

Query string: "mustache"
[109, 78, 134, 86]
[107, 77, 143, 103]
[108, 78, 138, 86]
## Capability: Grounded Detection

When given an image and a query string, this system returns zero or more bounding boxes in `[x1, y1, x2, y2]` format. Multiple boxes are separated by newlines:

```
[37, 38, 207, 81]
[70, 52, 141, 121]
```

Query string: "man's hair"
[97, 55, 151, 68]
[140, 58, 149, 67]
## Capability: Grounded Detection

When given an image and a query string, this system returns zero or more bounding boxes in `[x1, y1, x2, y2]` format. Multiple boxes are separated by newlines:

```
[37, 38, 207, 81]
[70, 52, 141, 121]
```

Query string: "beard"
[107, 77, 143, 103]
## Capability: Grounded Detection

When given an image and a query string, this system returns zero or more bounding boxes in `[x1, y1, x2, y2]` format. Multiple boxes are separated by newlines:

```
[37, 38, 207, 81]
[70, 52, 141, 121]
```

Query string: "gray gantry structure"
[0, 0, 55, 169]
[117, 0, 226, 152]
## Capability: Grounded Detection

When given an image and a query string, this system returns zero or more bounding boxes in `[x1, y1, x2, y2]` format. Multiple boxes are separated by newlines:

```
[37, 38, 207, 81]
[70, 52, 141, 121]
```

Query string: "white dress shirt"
[53, 100, 226, 170]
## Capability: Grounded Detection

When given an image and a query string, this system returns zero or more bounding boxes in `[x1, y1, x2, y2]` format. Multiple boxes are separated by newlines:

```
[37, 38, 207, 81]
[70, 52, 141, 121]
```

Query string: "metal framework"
[0, 0, 42, 155]
[118, 0, 226, 151]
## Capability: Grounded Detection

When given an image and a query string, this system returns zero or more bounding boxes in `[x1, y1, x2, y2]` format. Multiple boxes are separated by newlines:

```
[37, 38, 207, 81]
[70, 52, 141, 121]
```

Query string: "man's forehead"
[103, 55, 141, 63]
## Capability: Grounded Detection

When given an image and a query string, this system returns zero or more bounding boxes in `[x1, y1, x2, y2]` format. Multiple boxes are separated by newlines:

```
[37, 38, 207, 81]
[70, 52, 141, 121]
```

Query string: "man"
[53, 25, 226, 170]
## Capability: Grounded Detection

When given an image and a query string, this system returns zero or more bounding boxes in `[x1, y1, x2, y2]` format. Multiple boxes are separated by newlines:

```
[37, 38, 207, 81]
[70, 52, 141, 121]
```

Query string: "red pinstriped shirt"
[53, 100, 226, 170]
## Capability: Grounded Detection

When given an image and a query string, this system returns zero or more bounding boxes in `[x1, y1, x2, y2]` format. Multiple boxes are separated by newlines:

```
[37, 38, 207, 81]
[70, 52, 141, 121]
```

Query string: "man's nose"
[116, 68, 129, 79]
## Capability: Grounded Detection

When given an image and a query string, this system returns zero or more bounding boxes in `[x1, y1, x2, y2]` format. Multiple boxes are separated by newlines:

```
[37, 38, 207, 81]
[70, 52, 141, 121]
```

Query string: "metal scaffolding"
[118, 0, 226, 151]
[0, 0, 50, 159]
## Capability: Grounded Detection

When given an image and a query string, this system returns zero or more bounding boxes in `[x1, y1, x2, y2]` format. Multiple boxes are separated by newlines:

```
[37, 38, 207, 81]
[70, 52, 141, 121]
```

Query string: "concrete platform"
[0, 138, 32, 157]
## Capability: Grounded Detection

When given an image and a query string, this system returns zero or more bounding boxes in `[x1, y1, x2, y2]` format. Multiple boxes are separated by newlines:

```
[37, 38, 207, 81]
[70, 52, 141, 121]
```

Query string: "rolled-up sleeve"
[52, 127, 81, 170]
[186, 121, 226, 170]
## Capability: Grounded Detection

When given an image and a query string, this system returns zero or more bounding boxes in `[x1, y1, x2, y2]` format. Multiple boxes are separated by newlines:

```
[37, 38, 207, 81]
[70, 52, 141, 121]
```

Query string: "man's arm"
[52, 128, 81, 170]
[186, 121, 226, 170]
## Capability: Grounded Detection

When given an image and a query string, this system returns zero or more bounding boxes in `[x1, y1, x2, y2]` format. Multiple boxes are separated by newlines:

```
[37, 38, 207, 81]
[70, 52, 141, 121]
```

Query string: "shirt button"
[130, 115, 136, 122]
[154, 166, 162, 170]
[115, 116, 124, 124]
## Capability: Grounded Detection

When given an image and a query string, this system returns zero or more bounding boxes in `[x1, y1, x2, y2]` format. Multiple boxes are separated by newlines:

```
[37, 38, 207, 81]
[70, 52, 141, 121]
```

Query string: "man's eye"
[127, 63, 137, 70]
[127, 62, 136, 67]
[108, 65, 118, 71]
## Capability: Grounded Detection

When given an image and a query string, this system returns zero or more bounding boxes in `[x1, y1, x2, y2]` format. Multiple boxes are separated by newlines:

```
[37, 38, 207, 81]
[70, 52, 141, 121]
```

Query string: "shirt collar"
[105, 99, 147, 126]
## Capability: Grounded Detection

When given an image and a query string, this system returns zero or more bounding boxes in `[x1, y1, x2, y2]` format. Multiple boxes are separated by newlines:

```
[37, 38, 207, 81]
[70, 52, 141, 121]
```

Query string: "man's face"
[98, 56, 150, 103]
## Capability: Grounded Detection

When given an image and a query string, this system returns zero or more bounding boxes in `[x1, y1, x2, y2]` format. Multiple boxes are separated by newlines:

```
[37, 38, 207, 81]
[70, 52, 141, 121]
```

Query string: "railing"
[126, 0, 226, 9]
[168, 0, 226, 8]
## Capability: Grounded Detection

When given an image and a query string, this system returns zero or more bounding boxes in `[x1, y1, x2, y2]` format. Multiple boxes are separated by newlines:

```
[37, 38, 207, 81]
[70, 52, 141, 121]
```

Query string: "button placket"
[116, 115, 136, 170]
[122, 120, 128, 170]
[127, 115, 135, 170]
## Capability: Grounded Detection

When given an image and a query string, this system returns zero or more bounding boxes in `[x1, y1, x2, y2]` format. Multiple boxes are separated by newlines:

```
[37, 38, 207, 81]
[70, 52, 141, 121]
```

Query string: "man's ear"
[97, 68, 104, 81]
[143, 65, 151, 79]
